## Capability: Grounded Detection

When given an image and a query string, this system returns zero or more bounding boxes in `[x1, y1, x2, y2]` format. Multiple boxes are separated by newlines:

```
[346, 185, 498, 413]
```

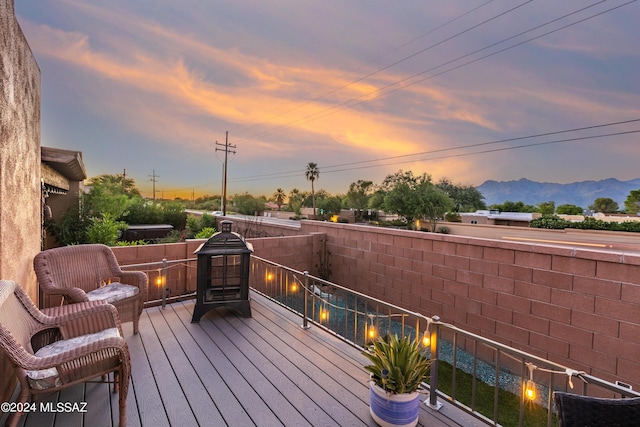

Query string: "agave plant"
[363, 334, 432, 394]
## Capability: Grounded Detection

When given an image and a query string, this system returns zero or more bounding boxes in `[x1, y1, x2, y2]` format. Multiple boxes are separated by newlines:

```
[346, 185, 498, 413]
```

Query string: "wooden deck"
[12, 292, 485, 427]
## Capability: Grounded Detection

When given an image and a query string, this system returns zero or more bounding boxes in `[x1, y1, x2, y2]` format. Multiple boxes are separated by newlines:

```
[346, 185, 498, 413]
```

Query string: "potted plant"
[362, 334, 432, 427]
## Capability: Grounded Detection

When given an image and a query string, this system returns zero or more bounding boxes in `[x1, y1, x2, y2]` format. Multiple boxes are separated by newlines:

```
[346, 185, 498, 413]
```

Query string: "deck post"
[161, 258, 168, 309]
[427, 315, 443, 411]
[301, 271, 311, 329]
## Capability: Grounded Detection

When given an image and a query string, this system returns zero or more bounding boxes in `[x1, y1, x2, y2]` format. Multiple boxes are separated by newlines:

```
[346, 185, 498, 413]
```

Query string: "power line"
[234, 0, 533, 141]
[215, 131, 236, 215]
[161, 3, 638, 194]
[159, 118, 639, 193]
[227, 120, 640, 183]
[148, 169, 159, 200]
[232, 0, 498, 139]
[235, 0, 633, 143]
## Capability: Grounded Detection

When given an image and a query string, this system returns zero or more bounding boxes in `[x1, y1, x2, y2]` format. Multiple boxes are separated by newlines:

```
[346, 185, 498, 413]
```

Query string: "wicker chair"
[0, 280, 130, 427]
[554, 391, 640, 427]
[34, 244, 148, 334]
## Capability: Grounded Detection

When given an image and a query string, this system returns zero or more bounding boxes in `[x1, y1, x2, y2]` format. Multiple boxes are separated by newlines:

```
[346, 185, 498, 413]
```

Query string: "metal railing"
[248, 255, 640, 427]
[122, 255, 639, 426]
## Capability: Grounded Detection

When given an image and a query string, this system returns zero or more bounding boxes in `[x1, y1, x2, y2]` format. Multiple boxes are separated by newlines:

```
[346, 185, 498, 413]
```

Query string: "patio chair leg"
[118, 370, 127, 426]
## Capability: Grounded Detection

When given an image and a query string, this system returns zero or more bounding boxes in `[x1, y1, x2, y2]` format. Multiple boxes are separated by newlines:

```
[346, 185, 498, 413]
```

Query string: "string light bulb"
[524, 363, 537, 401]
[367, 324, 376, 339]
[319, 302, 329, 323]
[366, 315, 376, 340]
[422, 330, 431, 347]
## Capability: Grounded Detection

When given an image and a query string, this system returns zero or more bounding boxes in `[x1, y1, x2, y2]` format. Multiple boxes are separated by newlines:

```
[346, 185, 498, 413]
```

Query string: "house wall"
[0, 0, 41, 406]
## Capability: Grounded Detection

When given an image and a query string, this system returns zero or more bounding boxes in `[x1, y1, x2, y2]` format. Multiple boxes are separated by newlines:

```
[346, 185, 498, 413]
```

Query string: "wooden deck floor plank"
[83, 380, 114, 426]
[249, 293, 472, 427]
[252, 293, 367, 366]
[224, 301, 374, 426]
[53, 379, 87, 427]
[158, 303, 255, 426]
[250, 296, 380, 423]
[249, 294, 470, 427]
[17, 395, 56, 427]
[171, 301, 285, 426]
[216, 311, 368, 427]
[135, 309, 198, 426]
[250, 293, 372, 397]
[194, 308, 325, 427]
[126, 313, 171, 427]
[14, 296, 476, 427]
[146, 306, 228, 427]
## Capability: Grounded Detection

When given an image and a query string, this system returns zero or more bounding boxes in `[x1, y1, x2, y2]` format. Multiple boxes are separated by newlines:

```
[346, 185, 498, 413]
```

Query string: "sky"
[15, 0, 640, 200]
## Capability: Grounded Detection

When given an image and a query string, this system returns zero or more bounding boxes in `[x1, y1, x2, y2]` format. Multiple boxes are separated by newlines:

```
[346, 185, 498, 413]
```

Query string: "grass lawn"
[435, 361, 557, 427]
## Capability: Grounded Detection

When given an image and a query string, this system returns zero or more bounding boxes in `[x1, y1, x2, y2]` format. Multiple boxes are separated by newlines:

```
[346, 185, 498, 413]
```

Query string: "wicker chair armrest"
[41, 300, 107, 318]
[42, 303, 123, 338]
[42, 286, 89, 303]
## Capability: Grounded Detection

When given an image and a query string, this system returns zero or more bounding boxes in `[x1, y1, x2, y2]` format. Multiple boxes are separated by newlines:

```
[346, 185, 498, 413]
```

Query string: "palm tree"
[305, 162, 320, 216]
[273, 188, 286, 210]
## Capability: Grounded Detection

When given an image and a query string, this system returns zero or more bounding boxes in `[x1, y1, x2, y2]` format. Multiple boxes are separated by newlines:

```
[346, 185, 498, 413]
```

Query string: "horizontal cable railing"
[122, 255, 639, 426]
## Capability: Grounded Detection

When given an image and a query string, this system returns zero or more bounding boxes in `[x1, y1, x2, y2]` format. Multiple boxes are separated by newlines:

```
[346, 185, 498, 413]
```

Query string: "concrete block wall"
[111, 233, 317, 303]
[111, 216, 640, 390]
[299, 221, 640, 390]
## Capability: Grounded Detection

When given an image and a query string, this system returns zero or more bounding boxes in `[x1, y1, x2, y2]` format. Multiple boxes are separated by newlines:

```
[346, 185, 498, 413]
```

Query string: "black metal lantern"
[192, 220, 253, 322]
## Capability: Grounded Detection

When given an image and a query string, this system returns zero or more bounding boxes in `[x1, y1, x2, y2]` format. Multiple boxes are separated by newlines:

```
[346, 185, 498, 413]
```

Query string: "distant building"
[460, 210, 541, 227]
[41, 147, 87, 248]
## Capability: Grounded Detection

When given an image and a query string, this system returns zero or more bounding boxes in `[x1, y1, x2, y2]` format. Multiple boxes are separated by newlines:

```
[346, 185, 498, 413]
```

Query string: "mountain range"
[477, 178, 640, 209]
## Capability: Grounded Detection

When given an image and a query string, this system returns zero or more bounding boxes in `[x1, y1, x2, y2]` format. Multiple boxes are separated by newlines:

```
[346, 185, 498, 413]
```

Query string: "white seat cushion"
[26, 327, 120, 390]
[86, 282, 139, 304]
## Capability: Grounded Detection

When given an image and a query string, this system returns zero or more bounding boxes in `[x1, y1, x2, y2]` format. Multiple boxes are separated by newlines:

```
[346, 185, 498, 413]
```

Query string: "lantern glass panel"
[205, 254, 242, 302]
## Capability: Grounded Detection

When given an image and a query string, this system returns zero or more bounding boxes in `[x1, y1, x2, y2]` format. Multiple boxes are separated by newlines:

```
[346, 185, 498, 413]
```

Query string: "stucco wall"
[0, 0, 40, 292]
[0, 0, 41, 406]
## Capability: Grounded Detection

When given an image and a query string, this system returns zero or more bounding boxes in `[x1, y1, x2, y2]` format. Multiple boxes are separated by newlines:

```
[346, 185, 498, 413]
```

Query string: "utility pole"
[215, 131, 236, 215]
[149, 169, 159, 200]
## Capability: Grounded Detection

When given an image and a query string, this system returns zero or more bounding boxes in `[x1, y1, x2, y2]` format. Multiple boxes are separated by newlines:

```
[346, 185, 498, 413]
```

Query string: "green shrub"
[115, 239, 147, 246]
[569, 216, 609, 230]
[200, 213, 217, 229]
[530, 215, 569, 229]
[157, 230, 183, 243]
[87, 214, 127, 246]
[195, 227, 216, 239]
[444, 212, 461, 222]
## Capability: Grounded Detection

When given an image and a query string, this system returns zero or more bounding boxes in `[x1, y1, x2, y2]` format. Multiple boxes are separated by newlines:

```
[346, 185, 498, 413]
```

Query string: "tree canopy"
[305, 162, 320, 215]
[370, 170, 453, 230]
[624, 189, 640, 215]
[589, 197, 619, 213]
[436, 178, 486, 212]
